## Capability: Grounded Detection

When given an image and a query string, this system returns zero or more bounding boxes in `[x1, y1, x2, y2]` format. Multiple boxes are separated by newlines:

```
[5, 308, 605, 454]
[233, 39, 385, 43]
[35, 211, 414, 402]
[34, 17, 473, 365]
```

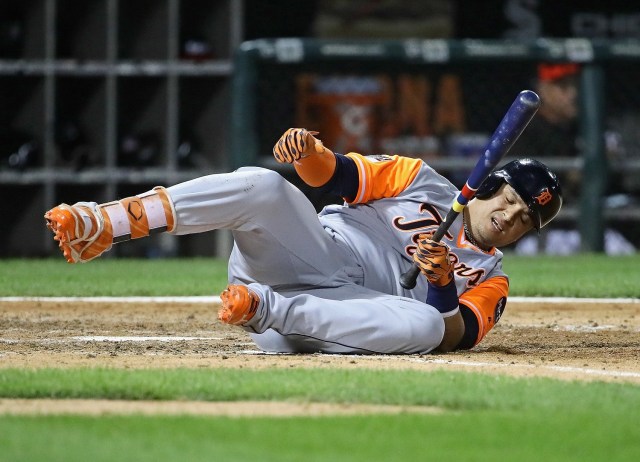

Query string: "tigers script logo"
[393, 202, 485, 287]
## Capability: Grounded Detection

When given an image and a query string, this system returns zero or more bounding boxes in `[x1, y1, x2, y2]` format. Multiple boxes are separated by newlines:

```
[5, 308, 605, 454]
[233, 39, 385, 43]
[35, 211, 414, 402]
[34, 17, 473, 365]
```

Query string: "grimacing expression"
[470, 183, 534, 248]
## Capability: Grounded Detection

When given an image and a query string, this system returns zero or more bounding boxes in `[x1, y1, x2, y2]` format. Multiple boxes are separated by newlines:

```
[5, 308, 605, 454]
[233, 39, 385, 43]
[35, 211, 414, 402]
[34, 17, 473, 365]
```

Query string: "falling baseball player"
[44, 128, 562, 354]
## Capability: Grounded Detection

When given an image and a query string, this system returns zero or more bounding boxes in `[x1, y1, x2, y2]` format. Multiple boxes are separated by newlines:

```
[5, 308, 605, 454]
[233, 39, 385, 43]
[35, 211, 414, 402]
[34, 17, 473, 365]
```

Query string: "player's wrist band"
[426, 279, 459, 314]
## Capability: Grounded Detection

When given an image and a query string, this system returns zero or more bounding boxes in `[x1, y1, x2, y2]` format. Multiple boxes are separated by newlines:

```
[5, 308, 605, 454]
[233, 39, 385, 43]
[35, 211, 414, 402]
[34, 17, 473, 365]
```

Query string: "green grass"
[1, 368, 638, 411]
[2, 254, 639, 297]
[2, 256, 638, 461]
[1, 411, 637, 462]
[503, 253, 640, 297]
[1, 368, 639, 462]
[1, 258, 229, 296]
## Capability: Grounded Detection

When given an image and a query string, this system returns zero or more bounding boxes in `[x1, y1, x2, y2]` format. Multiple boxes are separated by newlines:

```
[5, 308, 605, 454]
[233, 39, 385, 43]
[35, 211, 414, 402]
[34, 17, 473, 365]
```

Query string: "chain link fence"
[233, 39, 640, 252]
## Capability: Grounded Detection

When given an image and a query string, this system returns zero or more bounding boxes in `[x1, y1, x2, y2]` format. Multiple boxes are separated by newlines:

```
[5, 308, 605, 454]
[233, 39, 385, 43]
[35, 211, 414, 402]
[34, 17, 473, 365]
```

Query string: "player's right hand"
[413, 233, 455, 287]
[273, 128, 322, 163]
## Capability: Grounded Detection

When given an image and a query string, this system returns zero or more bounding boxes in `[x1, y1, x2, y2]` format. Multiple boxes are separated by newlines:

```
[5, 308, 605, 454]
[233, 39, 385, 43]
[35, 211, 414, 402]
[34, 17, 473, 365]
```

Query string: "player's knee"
[407, 308, 445, 354]
[427, 311, 446, 351]
[243, 168, 291, 205]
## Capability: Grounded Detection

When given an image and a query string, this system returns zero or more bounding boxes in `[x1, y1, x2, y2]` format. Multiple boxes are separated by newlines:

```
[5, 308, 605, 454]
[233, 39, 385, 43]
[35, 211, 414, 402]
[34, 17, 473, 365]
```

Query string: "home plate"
[72, 336, 221, 342]
[239, 350, 290, 355]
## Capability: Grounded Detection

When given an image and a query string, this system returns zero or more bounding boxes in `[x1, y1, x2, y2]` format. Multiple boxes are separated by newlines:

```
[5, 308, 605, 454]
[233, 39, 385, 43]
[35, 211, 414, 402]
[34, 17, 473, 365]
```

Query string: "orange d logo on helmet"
[535, 188, 553, 206]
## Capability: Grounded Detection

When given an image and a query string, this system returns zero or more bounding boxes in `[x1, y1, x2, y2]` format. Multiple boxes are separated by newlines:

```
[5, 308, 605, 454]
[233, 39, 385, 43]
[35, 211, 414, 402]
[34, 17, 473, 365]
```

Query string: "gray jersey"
[318, 156, 507, 303]
[166, 157, 508, 355]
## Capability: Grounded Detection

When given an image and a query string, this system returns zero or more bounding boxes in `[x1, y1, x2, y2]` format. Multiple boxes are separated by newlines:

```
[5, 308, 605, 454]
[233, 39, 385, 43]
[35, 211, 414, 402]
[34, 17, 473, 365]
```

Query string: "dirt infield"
[0, 398, 442, 417]
[1, 298, 638, 385]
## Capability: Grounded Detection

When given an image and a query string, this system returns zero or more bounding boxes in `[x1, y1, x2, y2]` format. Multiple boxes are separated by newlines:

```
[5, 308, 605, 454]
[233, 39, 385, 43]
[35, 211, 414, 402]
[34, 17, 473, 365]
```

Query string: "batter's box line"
[236, 351, 640, 379]
[407, 357, 640, 379]
[1, 296, 638, 304]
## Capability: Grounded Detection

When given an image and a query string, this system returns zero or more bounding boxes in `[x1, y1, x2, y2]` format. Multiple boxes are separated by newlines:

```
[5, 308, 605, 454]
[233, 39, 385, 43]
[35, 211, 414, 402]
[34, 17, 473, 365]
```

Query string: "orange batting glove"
[413, 233, 455, 287]
[273, 128, 324, 164]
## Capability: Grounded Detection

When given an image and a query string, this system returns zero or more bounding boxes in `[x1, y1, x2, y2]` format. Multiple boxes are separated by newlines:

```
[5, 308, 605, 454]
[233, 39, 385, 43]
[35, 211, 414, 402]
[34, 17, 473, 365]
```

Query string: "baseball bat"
[399, 90, 541, 290]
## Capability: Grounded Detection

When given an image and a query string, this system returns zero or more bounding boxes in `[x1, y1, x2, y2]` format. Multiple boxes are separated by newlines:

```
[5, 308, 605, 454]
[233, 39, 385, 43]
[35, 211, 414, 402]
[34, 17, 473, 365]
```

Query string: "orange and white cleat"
[44, 202, 113, 263]
[218, 285, 261, 326]
[44, 187, 176, 263]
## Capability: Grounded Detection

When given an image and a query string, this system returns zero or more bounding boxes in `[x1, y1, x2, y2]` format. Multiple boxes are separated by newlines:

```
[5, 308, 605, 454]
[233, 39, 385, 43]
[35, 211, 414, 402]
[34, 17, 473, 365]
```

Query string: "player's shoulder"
[409, 160, 458, 193]
[364, 154, 395, 163]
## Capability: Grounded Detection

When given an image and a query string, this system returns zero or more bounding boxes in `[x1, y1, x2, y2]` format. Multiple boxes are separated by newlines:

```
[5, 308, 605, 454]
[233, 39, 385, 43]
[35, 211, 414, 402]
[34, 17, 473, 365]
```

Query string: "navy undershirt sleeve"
[426, 279, 459, 314]
[319, 153, 359, 201]
[457, 304, 480, 349]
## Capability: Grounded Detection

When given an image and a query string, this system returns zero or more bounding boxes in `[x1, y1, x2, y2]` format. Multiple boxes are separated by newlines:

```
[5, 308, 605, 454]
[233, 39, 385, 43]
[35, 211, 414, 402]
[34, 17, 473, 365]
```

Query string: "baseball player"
[45, 128, 562, 354]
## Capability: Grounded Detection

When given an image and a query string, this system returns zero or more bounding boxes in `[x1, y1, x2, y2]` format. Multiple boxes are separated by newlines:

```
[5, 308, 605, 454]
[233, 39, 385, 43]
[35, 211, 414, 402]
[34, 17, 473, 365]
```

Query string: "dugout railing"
[230, 38, 640, 253]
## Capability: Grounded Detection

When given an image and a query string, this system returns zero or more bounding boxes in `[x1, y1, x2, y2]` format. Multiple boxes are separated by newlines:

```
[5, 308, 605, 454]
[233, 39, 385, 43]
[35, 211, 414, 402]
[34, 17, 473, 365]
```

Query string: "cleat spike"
[44, 203, 111, 263]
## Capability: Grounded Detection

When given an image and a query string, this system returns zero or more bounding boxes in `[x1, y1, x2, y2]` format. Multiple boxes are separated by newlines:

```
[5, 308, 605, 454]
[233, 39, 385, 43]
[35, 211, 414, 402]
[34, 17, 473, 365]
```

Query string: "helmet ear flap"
[475, 173, 504, 200]
[475, 159, 563, 231]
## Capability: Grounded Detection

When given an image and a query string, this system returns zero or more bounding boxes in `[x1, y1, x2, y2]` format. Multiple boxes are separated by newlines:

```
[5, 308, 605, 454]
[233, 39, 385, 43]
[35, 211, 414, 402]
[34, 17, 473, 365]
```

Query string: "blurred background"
[1, 0, 639, 259]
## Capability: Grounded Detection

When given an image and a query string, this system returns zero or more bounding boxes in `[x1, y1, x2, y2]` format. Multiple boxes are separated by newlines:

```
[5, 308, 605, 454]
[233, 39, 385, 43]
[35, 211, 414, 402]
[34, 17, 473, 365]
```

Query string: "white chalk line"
[406, 357, 640, 379]
[0, 336, 221, 344]
[506, 324, 640, 333]
[12, 339, 625, 380]
[237, 350, 640, 379]
[1, 296, 638, 304]
[1, 336, 637, 380]
[2, 296, 637, 380]
[0, 296, 222, 304]
[72, 336, 221, 342]
[509, 296, 639, 304]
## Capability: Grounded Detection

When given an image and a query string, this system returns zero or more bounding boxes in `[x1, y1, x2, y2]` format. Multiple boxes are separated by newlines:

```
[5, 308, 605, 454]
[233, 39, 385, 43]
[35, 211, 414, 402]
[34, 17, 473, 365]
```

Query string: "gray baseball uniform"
[167, 154, 508, 354]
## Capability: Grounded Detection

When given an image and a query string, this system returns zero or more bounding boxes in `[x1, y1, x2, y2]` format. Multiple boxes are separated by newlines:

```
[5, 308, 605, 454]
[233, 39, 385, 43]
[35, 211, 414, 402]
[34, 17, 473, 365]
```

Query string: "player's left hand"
[273, 128, 323, 163]
[413, 233, 455, 287]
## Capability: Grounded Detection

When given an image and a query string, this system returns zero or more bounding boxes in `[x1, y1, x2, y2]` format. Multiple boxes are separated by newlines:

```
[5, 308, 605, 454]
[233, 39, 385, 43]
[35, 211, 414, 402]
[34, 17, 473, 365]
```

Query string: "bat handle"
[399, 90, 540, 291]
[400, 207, 459, 290]
[400, 265, 421, 290]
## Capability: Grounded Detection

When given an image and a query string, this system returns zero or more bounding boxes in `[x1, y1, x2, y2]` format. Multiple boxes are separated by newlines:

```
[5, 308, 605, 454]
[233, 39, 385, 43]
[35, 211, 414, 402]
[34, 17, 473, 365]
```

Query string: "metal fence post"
[579, 64, 606, 252]
[230, 42, 260, 170]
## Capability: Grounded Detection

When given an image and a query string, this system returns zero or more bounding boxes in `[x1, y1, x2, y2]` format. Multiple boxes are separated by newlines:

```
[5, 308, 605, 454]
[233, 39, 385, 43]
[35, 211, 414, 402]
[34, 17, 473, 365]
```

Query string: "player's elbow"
[435, 310, 465, 353]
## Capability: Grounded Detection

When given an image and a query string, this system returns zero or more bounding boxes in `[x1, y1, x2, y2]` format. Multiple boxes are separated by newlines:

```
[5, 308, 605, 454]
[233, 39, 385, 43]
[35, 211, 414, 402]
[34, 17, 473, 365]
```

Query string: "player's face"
[469, 184, 534, 248]
[539, 77, 578, 123]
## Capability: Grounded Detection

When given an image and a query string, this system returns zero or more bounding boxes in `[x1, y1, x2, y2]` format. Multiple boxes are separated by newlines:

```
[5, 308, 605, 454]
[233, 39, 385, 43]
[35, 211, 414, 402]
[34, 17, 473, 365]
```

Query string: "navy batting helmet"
[475, 159, 563, 231]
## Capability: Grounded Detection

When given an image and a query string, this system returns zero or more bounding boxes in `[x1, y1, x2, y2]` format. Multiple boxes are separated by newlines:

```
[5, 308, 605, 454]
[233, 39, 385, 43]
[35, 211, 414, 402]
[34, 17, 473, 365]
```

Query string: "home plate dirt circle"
[1, 298, 639, 388]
